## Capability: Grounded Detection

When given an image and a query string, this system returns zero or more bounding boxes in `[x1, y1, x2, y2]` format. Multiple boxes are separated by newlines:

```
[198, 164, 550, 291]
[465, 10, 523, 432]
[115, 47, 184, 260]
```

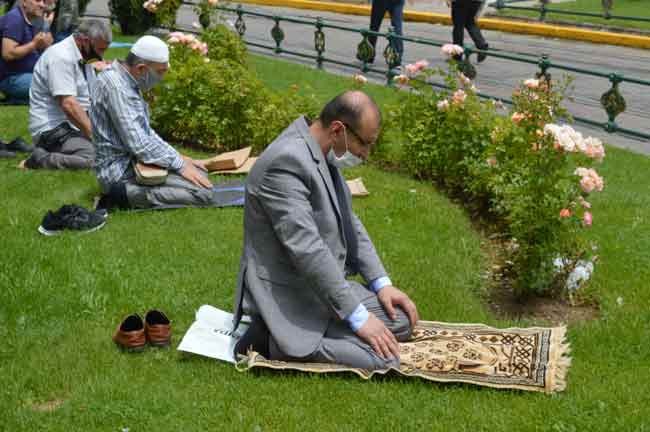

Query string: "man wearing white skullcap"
[90, 35, 215, 210]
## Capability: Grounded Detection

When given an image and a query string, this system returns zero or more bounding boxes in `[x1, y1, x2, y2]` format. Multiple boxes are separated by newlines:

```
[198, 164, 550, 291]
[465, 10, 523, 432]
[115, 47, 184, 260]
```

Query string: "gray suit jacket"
[233, 116, 388, 358]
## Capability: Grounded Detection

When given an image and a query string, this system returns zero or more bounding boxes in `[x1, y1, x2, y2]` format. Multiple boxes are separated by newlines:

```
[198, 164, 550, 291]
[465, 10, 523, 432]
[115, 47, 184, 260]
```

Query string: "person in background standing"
[367, 0, 404, 66]
[447, 0, 488, 62]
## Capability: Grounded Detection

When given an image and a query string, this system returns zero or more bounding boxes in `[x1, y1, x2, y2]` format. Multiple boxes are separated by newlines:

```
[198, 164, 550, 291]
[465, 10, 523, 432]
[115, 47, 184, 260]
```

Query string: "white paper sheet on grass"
[177, 305, 250, 363]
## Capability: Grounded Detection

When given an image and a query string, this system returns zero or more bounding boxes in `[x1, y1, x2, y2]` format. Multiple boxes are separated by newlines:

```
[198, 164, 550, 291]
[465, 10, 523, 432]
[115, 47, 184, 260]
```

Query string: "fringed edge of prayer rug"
[235, 320, 572, 394]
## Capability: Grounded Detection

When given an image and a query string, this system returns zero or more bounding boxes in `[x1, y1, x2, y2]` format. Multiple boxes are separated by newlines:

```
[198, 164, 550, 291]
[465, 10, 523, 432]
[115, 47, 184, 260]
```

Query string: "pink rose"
[414, 59, 429, 71]
[578, 196, 591, 209]
[524, 78, 539, 89]
[452, 89, 466, 105]
[404, 64, 419, 76]
[574, 167, 604, 194]
[511, 112, 525, 123]
[353, 74, 368, 85]
[437, 99, 450, 111]
[441, 44, 464, 58]
[583, 211, 593, 226]
[394, 74, 409, 85]
[559, 208, 571, 218]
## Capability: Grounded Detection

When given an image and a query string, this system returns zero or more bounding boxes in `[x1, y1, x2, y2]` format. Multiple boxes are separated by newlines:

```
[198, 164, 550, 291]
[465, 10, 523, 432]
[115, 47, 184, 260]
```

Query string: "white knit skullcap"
[130, 35, 169, 64]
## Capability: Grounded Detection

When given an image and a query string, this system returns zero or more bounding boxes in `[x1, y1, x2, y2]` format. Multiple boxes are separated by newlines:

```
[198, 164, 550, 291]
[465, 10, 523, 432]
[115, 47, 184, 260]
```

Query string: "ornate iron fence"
[218, 4, 650, 141]
[489, 0, 650, 25]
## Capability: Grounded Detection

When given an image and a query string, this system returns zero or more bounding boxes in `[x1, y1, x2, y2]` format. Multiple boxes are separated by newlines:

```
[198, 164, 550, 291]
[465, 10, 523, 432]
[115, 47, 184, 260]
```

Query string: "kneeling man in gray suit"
[233, 91, 419, 371]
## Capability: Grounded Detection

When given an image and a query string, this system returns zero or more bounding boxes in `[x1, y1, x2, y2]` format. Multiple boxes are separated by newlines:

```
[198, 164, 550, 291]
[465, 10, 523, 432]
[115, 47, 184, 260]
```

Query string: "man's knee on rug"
[385, 306, 413, 343]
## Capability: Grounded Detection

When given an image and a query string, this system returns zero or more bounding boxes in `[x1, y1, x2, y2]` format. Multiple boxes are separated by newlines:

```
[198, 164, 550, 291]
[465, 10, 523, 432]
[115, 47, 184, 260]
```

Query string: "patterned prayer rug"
[236, 320, 571, 393]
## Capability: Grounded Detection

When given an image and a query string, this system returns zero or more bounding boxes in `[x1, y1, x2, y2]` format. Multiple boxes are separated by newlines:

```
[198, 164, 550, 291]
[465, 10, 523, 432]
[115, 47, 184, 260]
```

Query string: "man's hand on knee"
[355, 313, 401, 360]
[377, 285, 419, 327]
[180, 162, 213, 188]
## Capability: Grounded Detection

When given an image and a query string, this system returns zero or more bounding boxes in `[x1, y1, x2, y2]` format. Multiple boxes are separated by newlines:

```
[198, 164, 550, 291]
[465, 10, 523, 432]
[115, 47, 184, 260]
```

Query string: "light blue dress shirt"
[345, 276, 392, 331]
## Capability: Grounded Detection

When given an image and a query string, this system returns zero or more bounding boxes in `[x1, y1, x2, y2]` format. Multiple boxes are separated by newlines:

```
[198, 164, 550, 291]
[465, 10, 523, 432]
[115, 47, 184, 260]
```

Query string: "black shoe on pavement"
[38, 205, 107, 236]
[6, 137, 33, 153]
[477, 45, 489, 63]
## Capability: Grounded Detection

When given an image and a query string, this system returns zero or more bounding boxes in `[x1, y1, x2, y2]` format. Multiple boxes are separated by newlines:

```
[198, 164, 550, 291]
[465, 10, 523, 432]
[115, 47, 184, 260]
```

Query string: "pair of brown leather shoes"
[112, 310, 171, 352]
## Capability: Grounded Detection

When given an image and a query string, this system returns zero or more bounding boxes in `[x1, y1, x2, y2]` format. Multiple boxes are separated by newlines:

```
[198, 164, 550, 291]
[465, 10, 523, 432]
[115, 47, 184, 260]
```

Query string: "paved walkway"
[87, 0, 650, 155]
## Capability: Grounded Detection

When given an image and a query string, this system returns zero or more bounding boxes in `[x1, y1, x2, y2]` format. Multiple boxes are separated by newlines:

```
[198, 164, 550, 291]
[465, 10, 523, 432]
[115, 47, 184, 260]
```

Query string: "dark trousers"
[451, 0, 488, 50]
[368, 0, 405, 61]
[29, 123, 94, 170]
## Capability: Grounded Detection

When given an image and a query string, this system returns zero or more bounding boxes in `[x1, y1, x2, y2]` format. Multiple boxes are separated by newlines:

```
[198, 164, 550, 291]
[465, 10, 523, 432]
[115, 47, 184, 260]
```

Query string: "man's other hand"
[377, 285, 419, 327]
[92, 61, 111, 72]
[180, 161, 213, 189]
[355, 313, 400, 360]
[34, 32, 53, 50]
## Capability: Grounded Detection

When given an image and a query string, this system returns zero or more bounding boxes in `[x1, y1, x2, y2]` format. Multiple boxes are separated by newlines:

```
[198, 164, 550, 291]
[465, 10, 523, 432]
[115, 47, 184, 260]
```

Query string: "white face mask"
[326, 124, 364, 169]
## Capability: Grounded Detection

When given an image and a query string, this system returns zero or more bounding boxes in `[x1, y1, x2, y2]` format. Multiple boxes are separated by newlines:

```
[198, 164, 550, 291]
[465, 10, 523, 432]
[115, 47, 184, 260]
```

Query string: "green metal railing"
[218, 4, 650, 141]
[489, 0, 650, 25]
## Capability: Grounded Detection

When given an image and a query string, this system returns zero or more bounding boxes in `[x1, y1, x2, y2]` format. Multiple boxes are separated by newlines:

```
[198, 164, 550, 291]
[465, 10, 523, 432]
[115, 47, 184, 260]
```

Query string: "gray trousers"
[124, 171, 216, 209]
[30, 136, 94, 170]
[269, 282, 413, 371]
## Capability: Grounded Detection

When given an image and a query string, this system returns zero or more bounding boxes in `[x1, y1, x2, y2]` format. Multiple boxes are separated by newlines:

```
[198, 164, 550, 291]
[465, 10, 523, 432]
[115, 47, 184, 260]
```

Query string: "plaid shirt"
[90, 60, 184, 191]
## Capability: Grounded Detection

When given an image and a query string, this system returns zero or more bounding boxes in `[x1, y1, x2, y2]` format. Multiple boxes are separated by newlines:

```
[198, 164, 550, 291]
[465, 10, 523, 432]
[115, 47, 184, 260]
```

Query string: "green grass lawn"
[1, 44, 650, 431]
[496, 0, 650, 31]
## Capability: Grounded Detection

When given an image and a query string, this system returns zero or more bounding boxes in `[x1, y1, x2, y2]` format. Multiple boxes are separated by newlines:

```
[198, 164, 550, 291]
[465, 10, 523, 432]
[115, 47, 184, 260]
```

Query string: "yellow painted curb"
[232, 0, 650, 49]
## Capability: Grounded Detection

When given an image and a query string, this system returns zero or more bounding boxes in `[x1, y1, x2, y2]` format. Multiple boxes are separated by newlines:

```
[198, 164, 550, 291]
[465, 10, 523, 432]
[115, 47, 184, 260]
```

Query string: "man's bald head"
[318, 90, 381, 134]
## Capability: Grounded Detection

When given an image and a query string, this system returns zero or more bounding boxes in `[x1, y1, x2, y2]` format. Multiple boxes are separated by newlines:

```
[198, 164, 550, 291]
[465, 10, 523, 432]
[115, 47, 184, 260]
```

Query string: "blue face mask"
[326, 125, 364, 169]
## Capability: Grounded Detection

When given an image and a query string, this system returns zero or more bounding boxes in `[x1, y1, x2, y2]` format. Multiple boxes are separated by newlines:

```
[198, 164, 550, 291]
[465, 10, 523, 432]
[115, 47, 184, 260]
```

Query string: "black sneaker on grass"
[38, 205, 107, 236]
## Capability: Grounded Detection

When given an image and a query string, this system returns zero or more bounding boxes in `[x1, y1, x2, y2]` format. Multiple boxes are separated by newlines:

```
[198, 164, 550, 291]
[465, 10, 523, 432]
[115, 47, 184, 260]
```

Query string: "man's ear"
[134, 63, 148, 76]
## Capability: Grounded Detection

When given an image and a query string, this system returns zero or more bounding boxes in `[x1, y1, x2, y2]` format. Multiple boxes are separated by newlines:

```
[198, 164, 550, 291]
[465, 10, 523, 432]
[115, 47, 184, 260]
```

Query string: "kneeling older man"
[90, 35, 212, 210]
[233, 91, 419, 371]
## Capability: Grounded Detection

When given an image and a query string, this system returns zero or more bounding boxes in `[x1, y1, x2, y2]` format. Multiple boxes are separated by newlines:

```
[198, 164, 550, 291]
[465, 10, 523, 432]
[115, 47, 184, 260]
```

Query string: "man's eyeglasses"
[342, 122, 371, 149]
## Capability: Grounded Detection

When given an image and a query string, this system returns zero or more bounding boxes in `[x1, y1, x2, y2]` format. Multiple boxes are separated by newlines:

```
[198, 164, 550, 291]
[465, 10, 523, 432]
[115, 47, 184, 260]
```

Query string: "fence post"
[235, 5, 246, 37]
[537, 54, 552, 82]
[314, 18, 325, 69]
[601, 73, 626, 133]
[461, 44, 477, 79]
[383, 27, 400, 85]
[356, 30, 374, 73]
[271, 17, 285, 54]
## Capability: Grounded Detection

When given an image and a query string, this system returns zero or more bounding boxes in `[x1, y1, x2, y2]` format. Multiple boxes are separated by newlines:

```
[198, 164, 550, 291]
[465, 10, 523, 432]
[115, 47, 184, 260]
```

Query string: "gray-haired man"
[23, 18, 111, 170]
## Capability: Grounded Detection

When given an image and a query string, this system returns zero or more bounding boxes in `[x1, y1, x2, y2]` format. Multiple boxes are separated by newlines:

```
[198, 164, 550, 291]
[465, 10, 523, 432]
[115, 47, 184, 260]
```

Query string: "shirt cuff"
[170, 154, 185, 172]
[345, 303, 369, 332]
[369, 276, 392, 293]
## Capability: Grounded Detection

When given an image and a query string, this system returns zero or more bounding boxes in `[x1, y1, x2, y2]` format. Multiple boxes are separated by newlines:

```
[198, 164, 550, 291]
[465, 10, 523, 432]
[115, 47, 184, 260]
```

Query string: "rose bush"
[148, 31, 319, 153]
[389, 47, 605, 297]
